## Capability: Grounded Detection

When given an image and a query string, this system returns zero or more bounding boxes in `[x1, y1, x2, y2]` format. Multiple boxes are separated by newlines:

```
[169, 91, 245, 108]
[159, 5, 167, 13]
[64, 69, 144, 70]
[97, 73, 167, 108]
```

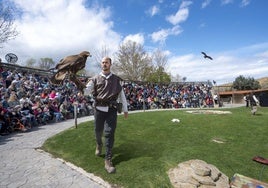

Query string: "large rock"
[168, 159, 230, 188]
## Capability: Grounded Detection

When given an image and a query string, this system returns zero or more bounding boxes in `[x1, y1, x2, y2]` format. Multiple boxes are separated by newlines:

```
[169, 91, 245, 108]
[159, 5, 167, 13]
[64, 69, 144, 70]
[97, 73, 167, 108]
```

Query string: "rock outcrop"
[168, 159, 230, 188]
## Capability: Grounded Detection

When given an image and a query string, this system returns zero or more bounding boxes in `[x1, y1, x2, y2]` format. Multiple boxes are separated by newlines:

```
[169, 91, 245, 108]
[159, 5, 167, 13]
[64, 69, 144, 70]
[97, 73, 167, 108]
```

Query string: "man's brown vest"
[92, 74, 122, 105]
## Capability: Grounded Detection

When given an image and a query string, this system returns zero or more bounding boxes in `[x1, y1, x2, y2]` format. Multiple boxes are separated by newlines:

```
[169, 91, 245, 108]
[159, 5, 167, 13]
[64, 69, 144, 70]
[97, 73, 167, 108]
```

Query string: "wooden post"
[73, 101, 78, 128]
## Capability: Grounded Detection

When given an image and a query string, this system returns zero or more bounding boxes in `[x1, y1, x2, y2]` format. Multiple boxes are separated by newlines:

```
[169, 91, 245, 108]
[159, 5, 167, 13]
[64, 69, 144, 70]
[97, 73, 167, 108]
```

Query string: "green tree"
[76, 69, 87, 76]
[114, 40, 152, 81]
[233, 75, 261, 90]
[25, 58, 37, 68]
[0, 1, 19, 47]
[38, 58, 55, 70]
[150, 48, 171, 83]
[147, 66, 171, 83]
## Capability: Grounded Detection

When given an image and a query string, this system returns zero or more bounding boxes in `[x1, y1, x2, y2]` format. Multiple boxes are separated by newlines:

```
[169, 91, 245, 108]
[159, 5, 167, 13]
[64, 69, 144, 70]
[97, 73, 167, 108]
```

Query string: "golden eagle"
[50, 51, 91, 92]
[201, 52, 213, 60]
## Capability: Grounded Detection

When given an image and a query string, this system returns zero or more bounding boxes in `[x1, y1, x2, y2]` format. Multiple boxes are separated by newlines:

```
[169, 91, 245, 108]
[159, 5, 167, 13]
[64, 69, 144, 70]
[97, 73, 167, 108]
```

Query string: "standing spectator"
[249, 92, 259, 115]
[213, 93, 218, 105]
[243, 94, 250, 107]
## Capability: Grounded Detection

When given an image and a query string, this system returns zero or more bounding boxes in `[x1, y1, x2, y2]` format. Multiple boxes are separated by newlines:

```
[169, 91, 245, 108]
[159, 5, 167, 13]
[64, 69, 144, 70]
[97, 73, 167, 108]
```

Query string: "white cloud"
[167, 44, 268, 84]
[180, 1, 193, 9]
[256, 50, 268, 59]
[147, 5, 159, 17]
[221, 0, 233, 5]
[151, 29, 168, 44]
[166, 1, 192, 25]
[151, 25, 183, 44]
[123, 33, 144, 45]
[240, 0, 250, 7]
[201, 0, 212, 9]
[166, 8, 189, 25]
[0, 0, 121, 65]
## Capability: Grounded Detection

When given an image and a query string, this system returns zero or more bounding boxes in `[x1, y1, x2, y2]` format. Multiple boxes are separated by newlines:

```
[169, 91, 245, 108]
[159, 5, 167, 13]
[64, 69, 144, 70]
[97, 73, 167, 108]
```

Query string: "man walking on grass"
[84, 57, 128, 173]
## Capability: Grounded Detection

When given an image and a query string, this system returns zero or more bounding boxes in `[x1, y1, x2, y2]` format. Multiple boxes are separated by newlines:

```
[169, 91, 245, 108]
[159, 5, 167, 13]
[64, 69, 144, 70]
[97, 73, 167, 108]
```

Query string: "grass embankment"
[42, 107, 268, 187]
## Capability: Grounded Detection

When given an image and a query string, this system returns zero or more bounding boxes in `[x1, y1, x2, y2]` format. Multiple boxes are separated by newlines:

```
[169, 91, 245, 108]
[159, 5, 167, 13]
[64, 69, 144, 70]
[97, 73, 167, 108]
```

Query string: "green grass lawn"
[41, 107, 268, 188]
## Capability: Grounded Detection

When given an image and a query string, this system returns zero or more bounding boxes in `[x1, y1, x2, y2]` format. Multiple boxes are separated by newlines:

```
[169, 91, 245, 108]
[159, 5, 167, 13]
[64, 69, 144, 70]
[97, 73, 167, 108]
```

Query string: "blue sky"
[1, 0, 268, 84]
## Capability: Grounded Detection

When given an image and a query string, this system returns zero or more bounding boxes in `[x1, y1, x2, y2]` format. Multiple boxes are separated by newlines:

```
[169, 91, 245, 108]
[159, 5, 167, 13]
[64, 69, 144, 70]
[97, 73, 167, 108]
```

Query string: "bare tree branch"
[0, 1, 19, 47]
[114, 40, 152, 81]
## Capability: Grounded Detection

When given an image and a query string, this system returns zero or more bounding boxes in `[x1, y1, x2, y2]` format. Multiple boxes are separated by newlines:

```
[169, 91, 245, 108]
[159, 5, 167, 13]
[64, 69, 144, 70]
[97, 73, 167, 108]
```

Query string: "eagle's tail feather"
[50, 71, 67, 85]
[70, 75, 86, 93]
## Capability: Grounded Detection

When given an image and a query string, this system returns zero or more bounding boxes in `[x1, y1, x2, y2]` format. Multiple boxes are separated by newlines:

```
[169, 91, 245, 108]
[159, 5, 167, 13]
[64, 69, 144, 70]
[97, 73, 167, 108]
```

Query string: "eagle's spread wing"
[50, 51, 91, 89]
[201, 51, 213, 60]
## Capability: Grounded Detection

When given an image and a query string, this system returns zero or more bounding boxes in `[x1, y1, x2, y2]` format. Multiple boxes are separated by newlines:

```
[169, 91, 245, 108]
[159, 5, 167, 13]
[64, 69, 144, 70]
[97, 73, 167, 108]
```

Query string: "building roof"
[219, 89, 268, 96]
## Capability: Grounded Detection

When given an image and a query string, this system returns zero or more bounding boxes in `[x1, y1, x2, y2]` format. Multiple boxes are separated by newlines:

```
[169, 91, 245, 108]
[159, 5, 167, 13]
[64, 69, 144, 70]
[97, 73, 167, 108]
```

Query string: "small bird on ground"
[50, 51, 91, 92]
[201, 52, 213, 60]
[171, 118, 180, 123]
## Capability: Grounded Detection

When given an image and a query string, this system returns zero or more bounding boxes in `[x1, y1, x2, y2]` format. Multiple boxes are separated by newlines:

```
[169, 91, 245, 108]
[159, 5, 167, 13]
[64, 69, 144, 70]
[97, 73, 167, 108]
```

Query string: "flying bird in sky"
[50, 51, 91, 92]
[201, 52, 213, 60]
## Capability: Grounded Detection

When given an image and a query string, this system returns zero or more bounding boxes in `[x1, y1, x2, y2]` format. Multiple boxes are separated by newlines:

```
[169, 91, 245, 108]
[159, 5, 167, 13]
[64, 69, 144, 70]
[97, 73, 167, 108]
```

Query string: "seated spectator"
[5, 75, 13, 89]
[7, 81, 17, 93]
[9, 105, 27, 132]
[8, 91, 20, 108]
[20, 101, 38, 128]
[49, 89, 57, 100]
[32, 96, 47, 125]
[16, 86, 27, 99]
[19, 94, 33, 107]
[48, 100, 64, 122]
[0, 102, 12, 135]
[66, 100, 74, 117]
[0, 76, 5, 88]
[42, 103, 52, 122]
[40, 89, 49, 99]
[1, 94, 10, 109]
[59, 100, 71, 119]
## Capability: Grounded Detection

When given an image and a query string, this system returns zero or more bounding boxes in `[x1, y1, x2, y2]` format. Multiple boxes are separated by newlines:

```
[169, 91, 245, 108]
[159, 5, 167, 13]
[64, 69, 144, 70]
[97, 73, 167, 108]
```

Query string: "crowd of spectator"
[0, 67, 214, 136]
[123, 81, 214, 111]
[0, 68, 94, 136]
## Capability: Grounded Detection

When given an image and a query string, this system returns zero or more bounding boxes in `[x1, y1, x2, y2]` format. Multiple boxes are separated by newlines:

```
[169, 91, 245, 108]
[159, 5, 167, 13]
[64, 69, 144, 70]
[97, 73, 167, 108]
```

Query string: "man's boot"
[95, 144, 102, 156]
[105, 159, 116, 173]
